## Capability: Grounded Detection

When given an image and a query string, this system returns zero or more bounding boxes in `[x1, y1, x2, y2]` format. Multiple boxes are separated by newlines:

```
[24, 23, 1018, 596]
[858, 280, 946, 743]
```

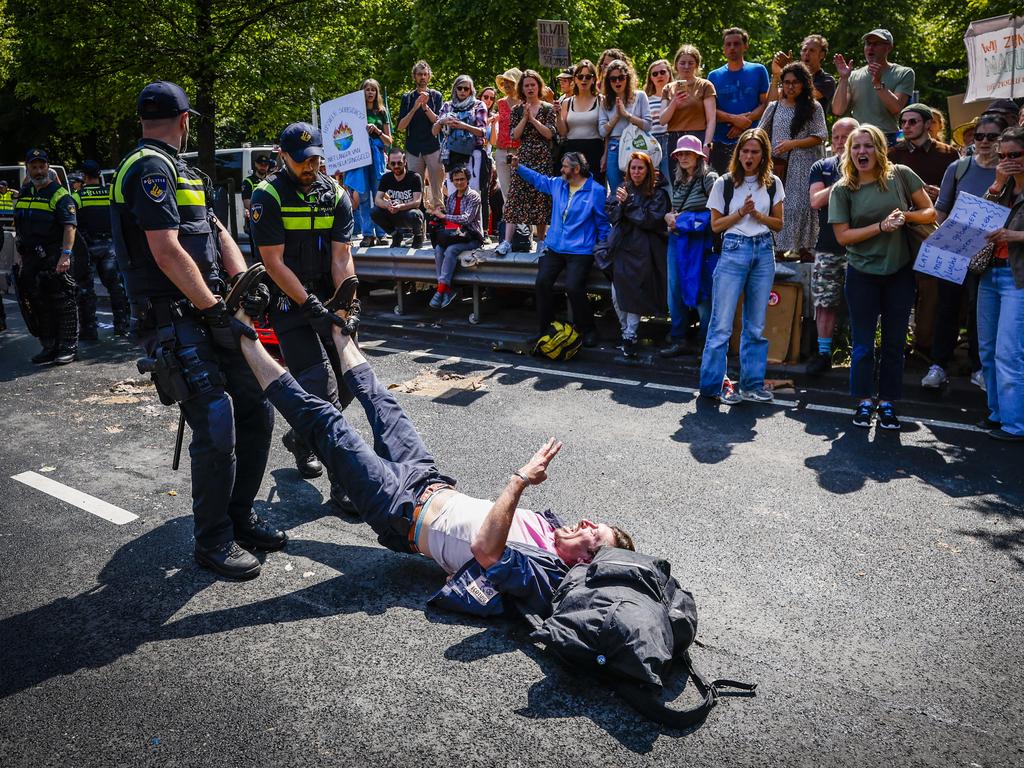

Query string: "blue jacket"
[516, 165, 610, 255]
[427, 508, 569, 618]
[669, 210, 716, 307]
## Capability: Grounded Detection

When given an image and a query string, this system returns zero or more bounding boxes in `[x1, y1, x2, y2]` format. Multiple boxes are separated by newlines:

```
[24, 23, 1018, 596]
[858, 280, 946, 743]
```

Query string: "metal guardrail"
[352, 245, 611, 324]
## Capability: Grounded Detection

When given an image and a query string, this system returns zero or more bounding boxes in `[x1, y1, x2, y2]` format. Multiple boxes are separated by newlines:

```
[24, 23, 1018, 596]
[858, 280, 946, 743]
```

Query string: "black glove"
[200, 299, 257, 349]
[301, 295, 344, 337]
[241, 283, 271, 320]
[339, 300, 360, 336]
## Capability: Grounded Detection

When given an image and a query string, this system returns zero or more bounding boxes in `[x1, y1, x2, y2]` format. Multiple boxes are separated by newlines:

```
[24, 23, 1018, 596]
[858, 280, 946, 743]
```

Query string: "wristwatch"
[60, 248, 73, 257]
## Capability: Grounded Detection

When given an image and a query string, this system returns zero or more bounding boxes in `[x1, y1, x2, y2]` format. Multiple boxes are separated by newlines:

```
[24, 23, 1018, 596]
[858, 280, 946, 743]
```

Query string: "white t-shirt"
[424, 492, 559, 574]
[706, 174, 786, 238]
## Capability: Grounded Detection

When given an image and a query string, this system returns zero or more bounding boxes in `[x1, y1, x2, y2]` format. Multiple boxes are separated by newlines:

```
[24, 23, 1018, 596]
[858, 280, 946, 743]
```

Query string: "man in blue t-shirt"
[707, 27, 770, 174]
[805, 118, 859, 374]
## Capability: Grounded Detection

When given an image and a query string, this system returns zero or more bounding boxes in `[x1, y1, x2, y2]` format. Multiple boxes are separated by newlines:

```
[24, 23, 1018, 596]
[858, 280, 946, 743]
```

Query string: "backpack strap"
[612, 651, 757, 729]
[722, 177, 775, 214]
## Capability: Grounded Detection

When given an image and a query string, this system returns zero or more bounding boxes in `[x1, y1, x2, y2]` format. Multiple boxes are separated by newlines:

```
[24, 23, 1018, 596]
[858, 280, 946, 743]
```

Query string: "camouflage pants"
[812, 250, 847, 309]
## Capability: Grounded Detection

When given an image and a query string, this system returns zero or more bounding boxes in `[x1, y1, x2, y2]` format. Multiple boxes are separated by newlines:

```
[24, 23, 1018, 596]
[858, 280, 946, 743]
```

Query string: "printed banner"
[537, 20, 570, 68]
[319, 91, 371, 174]
[964, 14, 1024, 102]
[913, 192, 1009, 285]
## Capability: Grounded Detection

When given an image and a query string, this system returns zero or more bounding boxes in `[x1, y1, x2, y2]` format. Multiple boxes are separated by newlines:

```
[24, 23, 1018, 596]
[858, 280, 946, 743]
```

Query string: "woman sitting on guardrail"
[429, 165, 483, 310]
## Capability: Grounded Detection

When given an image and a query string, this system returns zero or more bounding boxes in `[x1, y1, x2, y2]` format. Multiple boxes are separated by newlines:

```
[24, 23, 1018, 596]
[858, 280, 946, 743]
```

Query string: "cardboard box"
[729, 282, 803, 363]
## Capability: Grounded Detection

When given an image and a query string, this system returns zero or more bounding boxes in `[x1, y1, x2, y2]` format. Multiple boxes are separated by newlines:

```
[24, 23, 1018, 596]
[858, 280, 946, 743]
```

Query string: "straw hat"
[496, 67, 523, 92]
[952, 116, 979, 148]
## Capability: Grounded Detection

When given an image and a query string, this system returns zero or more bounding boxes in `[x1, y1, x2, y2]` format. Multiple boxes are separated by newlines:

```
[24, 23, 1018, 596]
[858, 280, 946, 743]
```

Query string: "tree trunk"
[195, 0, 217, 178]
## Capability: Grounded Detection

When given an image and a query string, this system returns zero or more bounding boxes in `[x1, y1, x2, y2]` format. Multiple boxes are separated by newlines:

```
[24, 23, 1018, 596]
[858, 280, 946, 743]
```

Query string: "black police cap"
[279, 122, 324, 162]
[81, 159, 101, 175]
[253, 153, 273, 164]
[137, 81, 201, 120]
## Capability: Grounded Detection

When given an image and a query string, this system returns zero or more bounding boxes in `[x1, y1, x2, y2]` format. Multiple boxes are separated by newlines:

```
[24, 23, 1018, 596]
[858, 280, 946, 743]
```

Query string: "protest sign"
[964, 14, 1023, 102]
[319, 92, 371, 174]
[914, 192, 1009, 284]
[537, 20, 570, 68]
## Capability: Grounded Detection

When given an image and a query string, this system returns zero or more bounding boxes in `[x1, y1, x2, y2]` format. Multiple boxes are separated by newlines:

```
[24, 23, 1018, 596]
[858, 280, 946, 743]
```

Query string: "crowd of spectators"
[340, 29, 1024, 440]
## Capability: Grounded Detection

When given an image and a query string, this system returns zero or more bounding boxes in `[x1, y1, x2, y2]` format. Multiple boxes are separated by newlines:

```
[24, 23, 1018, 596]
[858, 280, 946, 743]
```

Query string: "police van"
[179, 145, 277, 243]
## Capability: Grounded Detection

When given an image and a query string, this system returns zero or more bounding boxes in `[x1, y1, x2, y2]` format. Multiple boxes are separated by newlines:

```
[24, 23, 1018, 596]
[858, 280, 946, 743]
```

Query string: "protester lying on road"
[229, 266, 635, 616]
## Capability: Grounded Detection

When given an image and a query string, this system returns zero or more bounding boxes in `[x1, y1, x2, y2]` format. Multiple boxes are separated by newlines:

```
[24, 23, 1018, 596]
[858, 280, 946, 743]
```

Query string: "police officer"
[111, 81, 284, 579]
[69, 172, 84, 194]
[249, 123, 360, 510]
[241, 152, 273, 225]
[72, 159, 131, 336]
[13, 148, 79, 364]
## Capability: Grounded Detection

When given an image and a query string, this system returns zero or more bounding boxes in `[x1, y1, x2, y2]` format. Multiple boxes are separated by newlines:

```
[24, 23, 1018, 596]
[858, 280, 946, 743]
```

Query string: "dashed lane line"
[11, 471, 138, 525]
[367, 344, 985, 435]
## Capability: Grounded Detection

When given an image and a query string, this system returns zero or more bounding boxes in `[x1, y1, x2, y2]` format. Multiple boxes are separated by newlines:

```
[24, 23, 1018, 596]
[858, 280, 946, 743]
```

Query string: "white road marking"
[12, 471, 138, 525]
[367, 341, 986, 435]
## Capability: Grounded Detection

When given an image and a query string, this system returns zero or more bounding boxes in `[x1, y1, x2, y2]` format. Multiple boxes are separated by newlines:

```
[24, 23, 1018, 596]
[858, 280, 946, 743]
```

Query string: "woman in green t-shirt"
[828, 124, 935, 430]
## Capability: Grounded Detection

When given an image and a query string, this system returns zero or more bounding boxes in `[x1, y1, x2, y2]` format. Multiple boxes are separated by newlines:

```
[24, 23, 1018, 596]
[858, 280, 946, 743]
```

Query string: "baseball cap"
[861, 29, 894, 45]
[137, 81, 200, 120]
[279, 122, 324, 162]
[81, 159, 101, 175]
[557, 67, 575, 80]
[983, 99, 1020, 117]
[25, 148, 48, 163]
[253, 153, 273, 164]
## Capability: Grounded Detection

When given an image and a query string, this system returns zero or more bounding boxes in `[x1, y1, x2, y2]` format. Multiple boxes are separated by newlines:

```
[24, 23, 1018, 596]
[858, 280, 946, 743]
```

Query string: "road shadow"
[955, 496, 1024, 571]
[672, 396, 764, 464]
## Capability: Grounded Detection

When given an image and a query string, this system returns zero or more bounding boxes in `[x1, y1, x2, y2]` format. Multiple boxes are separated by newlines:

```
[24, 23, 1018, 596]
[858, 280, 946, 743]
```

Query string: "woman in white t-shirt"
[699, 128, 785, 404]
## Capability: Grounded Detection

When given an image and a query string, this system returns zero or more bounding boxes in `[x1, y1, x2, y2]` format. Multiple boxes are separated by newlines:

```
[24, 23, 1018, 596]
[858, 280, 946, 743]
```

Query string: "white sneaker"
[970, 369, 987, 392]
[494, 241, 511, 257]
[921, 364, 948, 389]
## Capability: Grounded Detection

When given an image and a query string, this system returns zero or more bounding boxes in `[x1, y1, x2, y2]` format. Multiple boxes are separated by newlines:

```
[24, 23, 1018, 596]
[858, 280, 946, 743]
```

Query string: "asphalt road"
[1, 298, 1022, 767]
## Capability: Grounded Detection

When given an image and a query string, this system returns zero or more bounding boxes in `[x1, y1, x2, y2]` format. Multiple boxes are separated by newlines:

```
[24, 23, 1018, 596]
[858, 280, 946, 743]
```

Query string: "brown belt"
[408, 482, 453, 555]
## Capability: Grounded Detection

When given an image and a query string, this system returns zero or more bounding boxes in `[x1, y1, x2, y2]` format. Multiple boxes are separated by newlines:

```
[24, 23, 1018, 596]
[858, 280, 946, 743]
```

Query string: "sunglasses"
[455, 86, 471, 92]
[899, 117, 922, 126]
[650, 69, 669, 77]
[781, 79, 801, 86]
[575, 73, 594, 81]
[997, 151, 1024, 160]
[973, 132, 1000, 142]
[609, 74, 627, 83]
[389, 161, 406, 167]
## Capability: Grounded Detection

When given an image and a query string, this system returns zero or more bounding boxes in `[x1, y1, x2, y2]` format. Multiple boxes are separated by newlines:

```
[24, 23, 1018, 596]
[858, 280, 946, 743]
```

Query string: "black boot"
[31, 346, 58, 365]
[234, 512, 287, 552]
[282, 428, 323, 478]
[194, 541, 261, 579]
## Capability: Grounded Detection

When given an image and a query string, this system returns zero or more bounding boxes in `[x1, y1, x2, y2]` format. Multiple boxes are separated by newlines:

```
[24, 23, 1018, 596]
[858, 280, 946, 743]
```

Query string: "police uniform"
[249, 123, 356, 504]
[112, 81, 279, 577]
[13, 149, 79, 363]
[73, 163, 131, 336]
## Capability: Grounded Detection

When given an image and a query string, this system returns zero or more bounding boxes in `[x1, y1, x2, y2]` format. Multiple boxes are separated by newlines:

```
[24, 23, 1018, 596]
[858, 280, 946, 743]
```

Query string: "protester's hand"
[880, 209, 905, 232]
[673, 89, 689, 105]
[924, 183, 941, 201]
[615, 185, 628, 203]
[726, 125, 742, 140]
[867, 61, 884, 83]
[986, 227, 1024, 244]
[518, 437, 563, 485]
[772, 50, 793, 76]
[509, 154, 519, 170]
[739, 194, 757, 217]
[616, 97, 628, 117]
[997, 154, 1024, 179]
[833, 54, 854, 78]
[600, 155, 606, 173]
[773, 139, 794, 155]
[665, 212, 677, 229]
[732, 113, 753, 130]
[415, 92, 428, 109]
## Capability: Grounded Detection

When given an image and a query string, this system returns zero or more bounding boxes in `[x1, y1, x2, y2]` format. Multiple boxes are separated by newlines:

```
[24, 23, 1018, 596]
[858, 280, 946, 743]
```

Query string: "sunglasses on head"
[650, 69, 669, 77]
[997, 151, 1024, 160]
[576, 73, 594, 81]
[973, 132, 1000, 142]
[609, 74, 626, 83]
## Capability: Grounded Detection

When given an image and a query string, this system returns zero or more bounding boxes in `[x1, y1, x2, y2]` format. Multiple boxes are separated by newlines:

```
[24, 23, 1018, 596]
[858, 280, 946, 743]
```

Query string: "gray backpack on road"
[525, 547, 755, 727]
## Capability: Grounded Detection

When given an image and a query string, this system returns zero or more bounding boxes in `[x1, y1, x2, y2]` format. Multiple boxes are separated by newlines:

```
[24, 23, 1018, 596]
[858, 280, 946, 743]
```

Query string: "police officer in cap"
[13, 148, 80, 364]
[111, 80, 284, 579]
[241, 152, 273, 225]
[249, 122, 360, 509]
[73, 159, 132, 337]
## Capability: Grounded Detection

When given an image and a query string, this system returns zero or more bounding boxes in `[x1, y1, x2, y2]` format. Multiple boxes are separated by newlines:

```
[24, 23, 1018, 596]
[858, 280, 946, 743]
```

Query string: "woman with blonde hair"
[829, 124, 936, 429]
[644, 58, 673, 182]
[699, 128, 785, 404]
[660, 44, 717, 178]
[599, 59, 651, 194]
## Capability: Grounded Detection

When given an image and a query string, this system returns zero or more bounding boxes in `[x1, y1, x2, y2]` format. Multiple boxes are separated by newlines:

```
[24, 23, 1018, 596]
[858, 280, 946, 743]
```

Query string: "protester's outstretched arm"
[471, 438, 562, 569]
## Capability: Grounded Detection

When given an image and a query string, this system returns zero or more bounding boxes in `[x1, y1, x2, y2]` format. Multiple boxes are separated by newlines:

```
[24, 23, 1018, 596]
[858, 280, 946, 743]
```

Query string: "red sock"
[438, 282, 449, 293]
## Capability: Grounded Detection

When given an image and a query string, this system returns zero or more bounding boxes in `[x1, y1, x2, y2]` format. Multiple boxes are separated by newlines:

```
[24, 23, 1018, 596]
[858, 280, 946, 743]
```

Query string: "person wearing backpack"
[922, 114, 1007, 392]
[661, 135, 719, 357]
[227, 279, 637, 617]
[699, 128, 785, 404]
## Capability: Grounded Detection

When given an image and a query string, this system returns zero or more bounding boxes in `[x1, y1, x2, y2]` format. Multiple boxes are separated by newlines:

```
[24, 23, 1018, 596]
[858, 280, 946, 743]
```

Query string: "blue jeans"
[605, 139, 622, 196]
[654, 133, 671, 184]
[699, 233, 775, 394]
[845, 263, 915, 401]
[265, 365, 454, 553]
[434, 241, 478, 287]
[977, 265, 1024, 435]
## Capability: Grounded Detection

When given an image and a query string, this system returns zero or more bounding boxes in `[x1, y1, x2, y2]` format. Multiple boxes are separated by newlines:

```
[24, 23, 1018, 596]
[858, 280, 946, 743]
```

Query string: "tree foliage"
[1, 0, 1016, 169]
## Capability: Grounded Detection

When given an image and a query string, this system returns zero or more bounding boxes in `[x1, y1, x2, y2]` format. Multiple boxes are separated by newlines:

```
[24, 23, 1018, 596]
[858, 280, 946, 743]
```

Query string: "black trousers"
[370, 207, 425, 236]
[18, 247, 78, 351]
[535, 249, 596, 334]
[931, 273, 981, 370]
[138, 311, 273, 548]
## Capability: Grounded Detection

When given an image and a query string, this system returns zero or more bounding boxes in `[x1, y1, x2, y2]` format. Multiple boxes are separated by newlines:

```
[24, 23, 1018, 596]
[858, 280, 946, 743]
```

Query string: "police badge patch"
[250, 203, 263, 223]
[141, 173, 169, 202]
